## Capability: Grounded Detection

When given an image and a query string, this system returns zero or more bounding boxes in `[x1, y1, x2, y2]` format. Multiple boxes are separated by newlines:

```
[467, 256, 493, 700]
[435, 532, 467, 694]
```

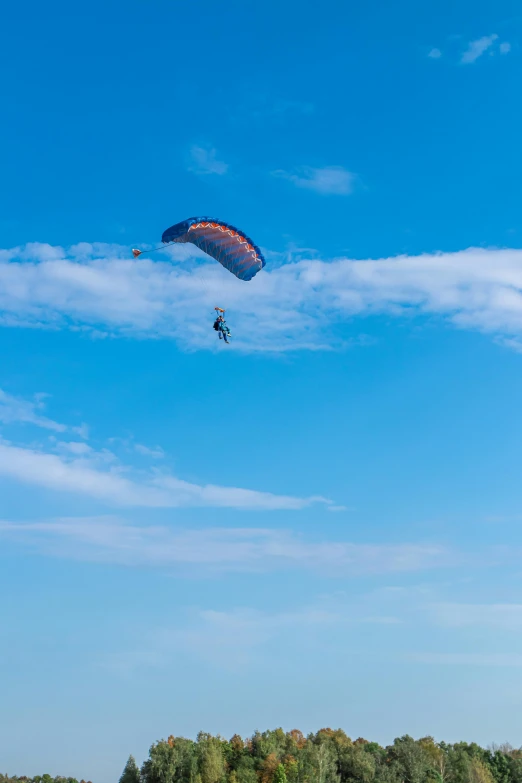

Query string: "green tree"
[301, 741, 340, 783]
[120, 757, 141, 783]
[486, 752, 511, 783]
[387, 736, 432, 783]
[338, 744, 376, 783]
[142, 738, 198, 783]
[226, 736, 246, 771]
[234, 768, 257, 783]
[252, 731, 288, 763]
[273, 766, 288, 783]
[282, 758, 299, 783]
[197, 733, 225, 783]
[470, 760, 496, 783]
[507, 756, 522, 783]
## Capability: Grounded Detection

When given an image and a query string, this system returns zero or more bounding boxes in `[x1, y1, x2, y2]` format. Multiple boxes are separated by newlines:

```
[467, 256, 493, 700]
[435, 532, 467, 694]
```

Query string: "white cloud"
[0, 441, 167, 506]
[3, 242, 522, 353]
[0, 518, 454, 575]
[428, 48, 442, 59]
[274, 166, 355, 195]
[0, 441, 328, 510]
[0, 388, 331, 510]
[55, 440, 93, 456]
[188, 145, 228, 175]
[134, 443, 165, 459]
[461, 34, 498, 63]
[500, 42, 511, 54]
[153, 474, 330, 510]
[72, 422, 89, 439]
[53, 440, 117, 465]
[0, 388, 66, 432]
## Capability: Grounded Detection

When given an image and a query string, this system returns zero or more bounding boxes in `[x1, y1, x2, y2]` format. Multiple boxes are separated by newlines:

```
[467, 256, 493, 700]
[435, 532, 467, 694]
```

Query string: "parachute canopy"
[161, 217, 266, 282]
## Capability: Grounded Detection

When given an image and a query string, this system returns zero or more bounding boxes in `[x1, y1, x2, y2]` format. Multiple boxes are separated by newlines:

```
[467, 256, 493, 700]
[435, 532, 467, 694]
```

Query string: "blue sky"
[1, 0, 522, 781]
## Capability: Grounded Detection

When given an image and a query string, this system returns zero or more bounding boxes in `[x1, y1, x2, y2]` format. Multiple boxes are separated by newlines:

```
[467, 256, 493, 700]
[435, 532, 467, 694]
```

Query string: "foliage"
[6, 731, 522, 783]
[120, 757, 141, 783]
[0, 776, 91, 783]
[137, 732, 522, 783]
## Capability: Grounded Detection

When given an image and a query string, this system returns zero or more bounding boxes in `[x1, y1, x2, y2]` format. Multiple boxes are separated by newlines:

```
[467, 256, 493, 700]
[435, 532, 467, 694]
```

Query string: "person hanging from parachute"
[213, 307, 231, 344]
[132, 217, 265, 344]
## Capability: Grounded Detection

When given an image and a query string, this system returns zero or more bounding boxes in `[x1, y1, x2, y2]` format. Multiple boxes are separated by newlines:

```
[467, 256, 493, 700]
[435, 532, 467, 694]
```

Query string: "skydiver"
[214, 314, 231, 344]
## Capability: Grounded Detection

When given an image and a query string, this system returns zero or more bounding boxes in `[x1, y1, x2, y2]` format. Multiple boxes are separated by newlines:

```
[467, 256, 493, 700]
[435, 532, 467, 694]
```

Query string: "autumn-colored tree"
[260, 755, 280, 783]
[231, 737, 245, 754]
[226, 736, 247, 771]
[288, 731, 307, 751]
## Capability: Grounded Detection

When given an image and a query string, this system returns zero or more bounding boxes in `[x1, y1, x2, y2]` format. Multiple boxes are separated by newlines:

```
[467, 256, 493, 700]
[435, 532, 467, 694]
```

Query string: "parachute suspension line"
[131, 243, 174, 258]
[132, 241, 216, 303]
[132, 241, 213, 299]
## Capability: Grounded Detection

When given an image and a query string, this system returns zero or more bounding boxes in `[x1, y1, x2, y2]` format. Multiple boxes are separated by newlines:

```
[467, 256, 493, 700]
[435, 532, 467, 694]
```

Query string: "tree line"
[4, 729, 522, 783]
[121, 729, 522, 783]
[0, 776, 92, 783]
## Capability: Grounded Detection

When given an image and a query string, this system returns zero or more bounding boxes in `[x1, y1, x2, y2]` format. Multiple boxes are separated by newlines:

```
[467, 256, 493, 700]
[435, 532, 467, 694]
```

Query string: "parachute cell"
[161, 217, 266, 281]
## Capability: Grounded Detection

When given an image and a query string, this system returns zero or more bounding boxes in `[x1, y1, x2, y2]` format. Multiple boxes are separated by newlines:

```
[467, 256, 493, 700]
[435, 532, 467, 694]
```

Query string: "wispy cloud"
[428, 48, 442, 59]
[55, 440, 94, 456]
[188, 145, 228, 176]
[273, 166, 355, 195]
[461, 34, 498, 63]
[500, 42, 511, 54]
[0, 389, 66, 432]
[3, 243, 522, 353]
[0, 389, 331, 509]
[0, 440, 329, 510]
[0, 442, 168, 506]
[134, 443, 165, 459]
[0, 517, 453, 573]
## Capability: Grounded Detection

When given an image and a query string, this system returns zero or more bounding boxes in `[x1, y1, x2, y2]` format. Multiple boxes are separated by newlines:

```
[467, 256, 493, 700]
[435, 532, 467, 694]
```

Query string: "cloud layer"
[0, 388, 329, 510]
[0, 389, 66, 432]
[0, 440, 328, 510]
[0, 517, 452, 573]
[2, 242, 522, 352]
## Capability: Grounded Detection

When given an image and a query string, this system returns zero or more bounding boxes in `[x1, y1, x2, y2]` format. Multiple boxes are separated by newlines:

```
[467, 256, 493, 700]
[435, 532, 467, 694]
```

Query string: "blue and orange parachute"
[133, 217, 266, 282]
